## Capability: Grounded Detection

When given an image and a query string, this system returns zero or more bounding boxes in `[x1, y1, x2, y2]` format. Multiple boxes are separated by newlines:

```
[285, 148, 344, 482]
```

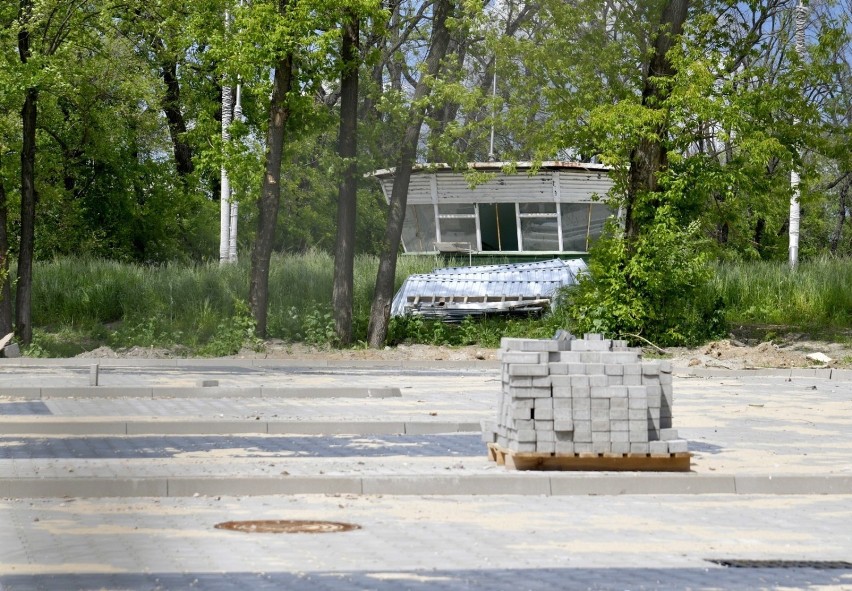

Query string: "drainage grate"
[214, 520, 360, 534]
[708, 559, 852, 569]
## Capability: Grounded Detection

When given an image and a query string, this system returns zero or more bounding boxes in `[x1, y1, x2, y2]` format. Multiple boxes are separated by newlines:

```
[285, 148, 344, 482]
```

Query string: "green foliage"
[198, 300, 263, 356]
[564, 210, 725, 347]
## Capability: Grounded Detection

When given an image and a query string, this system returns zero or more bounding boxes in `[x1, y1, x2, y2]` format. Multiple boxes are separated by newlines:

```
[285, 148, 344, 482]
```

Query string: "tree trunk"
[830, 176, 850, 254]
[249, 4, 294, 338]
[160, 53, 195, 178]
[367, 0, 454, 348]
[332, 11, 360, 345]
[0, 158, 12, 337]
[624, 0, 689, 241]
[16, 0, 36, 345]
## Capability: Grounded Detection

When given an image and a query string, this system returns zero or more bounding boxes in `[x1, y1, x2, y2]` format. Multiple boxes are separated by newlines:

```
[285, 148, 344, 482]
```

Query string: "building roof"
[370, 161, 613, 179]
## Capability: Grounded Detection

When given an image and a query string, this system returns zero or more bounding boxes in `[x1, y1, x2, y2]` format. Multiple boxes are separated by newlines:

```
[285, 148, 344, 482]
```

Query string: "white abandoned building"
[372, 161, 614, 256]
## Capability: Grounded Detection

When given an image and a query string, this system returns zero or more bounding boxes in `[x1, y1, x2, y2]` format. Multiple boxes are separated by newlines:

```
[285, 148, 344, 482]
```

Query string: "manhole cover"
[214, 520, 360, 534]
[708, 559, 852, 569]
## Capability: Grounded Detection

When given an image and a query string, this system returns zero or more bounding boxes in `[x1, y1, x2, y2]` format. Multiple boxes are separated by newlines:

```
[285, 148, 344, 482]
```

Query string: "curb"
[0, 386, 402, 399]
[0, 358, 502, 370]
[0, 419, 481, 436]
[2, 473, 850, 498]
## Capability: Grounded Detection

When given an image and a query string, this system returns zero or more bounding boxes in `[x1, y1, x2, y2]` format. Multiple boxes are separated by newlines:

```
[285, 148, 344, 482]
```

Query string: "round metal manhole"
[214, 520, 360, 534]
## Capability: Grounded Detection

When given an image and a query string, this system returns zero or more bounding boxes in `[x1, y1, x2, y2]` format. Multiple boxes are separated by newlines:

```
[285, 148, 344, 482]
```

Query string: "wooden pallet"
[487, 442, 691, 472]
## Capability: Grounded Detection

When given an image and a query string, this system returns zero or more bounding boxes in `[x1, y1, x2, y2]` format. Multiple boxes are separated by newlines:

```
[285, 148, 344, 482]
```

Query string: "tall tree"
[332, 9, 360, 345]
[248, 0, 295, 337]
[367, 0, 455, 347]
[623, 0, 690, 243]
[16, 0, 38, 344]
[0, 153, 12, 337]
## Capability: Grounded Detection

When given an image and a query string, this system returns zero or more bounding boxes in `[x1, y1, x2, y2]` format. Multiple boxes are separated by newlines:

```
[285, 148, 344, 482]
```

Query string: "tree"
[16, 0, 38, 344]
[332, 9, 360, 345]
[248, 0, 296, 338]
[623, 0, 690, 243]
[367, 0, 455, 347]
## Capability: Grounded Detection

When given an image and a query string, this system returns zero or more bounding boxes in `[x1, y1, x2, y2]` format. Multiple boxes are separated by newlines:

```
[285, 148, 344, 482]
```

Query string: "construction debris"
[390, 258, 587, 321]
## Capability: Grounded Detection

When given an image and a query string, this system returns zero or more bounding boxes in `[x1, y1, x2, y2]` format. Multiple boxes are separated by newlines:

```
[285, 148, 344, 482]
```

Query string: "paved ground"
[1, 359, 851, 590]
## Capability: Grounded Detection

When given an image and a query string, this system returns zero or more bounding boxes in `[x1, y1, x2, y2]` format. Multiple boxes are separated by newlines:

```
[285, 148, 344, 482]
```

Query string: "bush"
[564, 206, 725, 346]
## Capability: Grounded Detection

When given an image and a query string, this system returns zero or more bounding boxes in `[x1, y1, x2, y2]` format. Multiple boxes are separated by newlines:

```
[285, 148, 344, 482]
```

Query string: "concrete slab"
[154, 386, 263, 398]
[40, 387, 154, 398]
[361, 475, 552, 496]
[166, 476, 363, 496]
[735, 475, 852, 495]
[7, 477, 168, 498]
[550, 474, 736, 495]
[266, 421, 407, 435]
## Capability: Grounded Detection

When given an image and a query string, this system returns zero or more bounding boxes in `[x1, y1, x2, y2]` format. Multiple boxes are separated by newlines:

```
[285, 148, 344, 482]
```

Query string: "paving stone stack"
[483, 333, 688, 456]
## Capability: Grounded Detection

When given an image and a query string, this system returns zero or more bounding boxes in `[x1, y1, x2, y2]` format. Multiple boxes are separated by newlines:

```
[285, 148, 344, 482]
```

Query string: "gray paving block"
[553, 408, 572, 421]
[536, 441, 556, 453]
[548, 363, 570, 375]
[553, 420, 574, 431]
[549, 375, 571, 389]
[667, 439, 689, 453]
[611, 441, 630, 454]
[501, 351, 544, 364]
[649, 440, 669, 454]
[607, 375, 624, 386]
[660, 428, 679, 440]
[508, 363, 549, 377]
[501, 338, 559, 353]
[554, 441, 574, 454]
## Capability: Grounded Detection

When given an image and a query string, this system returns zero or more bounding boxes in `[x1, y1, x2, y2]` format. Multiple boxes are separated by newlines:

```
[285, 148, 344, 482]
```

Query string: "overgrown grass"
[25, 252, 442, 356]
[19, 253, 852, 357]
[712, 256, 852, 337]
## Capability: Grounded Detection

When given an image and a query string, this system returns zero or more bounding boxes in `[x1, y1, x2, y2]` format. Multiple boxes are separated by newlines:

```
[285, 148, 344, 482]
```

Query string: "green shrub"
[564, 207, 725, 346]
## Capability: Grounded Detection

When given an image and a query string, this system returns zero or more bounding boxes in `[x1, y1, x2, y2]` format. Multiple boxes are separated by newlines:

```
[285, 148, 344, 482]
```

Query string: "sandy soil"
[75, 336, 852, 369]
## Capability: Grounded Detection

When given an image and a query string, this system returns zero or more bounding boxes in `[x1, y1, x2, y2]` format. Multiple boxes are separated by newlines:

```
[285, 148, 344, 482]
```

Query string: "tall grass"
[22, 254, 852, 356]
[26, 252, 439, 354]
[712, 257, 852, 332]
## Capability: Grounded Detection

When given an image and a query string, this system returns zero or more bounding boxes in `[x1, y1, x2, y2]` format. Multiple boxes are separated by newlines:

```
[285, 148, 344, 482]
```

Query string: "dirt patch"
[74, 336, 850, 369]
[667, 338, 852, 370]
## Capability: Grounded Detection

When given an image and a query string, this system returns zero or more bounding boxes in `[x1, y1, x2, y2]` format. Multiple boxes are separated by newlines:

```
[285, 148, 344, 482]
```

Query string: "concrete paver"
[1, 494, 851, 589]
[1, 359, 852, 589]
